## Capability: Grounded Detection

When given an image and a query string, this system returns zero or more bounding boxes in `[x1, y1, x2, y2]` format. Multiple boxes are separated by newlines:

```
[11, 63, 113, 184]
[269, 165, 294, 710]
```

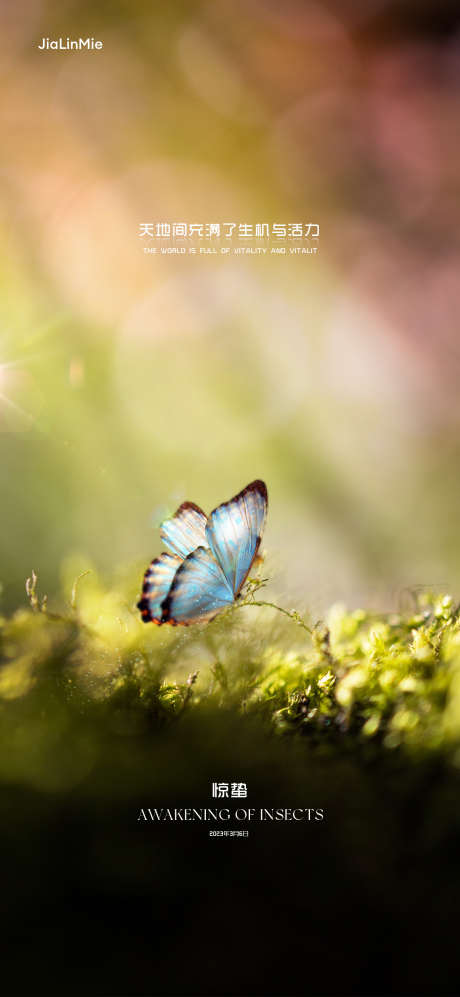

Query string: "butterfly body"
[138, 480, 268, 626]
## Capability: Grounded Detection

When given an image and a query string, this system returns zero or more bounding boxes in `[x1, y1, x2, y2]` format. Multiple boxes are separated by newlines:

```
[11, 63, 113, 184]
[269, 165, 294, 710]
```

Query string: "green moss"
[0, 569, 459, 794]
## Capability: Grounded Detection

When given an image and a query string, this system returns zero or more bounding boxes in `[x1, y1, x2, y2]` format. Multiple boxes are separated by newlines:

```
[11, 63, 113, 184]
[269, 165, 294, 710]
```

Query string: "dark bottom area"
[0, 710, 459, 996]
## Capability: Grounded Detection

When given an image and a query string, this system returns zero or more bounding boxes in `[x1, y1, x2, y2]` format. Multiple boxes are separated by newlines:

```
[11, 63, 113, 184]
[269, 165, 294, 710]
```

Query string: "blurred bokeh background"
[1, 0, 460, 614]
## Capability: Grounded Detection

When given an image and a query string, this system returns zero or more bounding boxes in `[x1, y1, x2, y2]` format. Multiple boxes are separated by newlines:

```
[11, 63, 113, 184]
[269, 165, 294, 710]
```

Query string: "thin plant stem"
[235, 598, 313, 636]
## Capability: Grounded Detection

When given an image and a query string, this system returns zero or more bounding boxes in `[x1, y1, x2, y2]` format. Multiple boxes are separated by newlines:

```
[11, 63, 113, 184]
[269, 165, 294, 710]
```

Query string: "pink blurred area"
[0, 2, 457, 366]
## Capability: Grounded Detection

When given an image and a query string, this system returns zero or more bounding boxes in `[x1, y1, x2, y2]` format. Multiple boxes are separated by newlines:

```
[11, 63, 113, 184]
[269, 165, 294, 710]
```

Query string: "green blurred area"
[1, 0, 460, 615]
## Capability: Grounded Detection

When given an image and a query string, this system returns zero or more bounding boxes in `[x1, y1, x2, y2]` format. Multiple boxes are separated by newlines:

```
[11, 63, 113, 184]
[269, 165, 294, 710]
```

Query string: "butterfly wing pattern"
[138, 480, 268, 626]
[160, 502, 208, 558]
[138, 552, 182, 624]
[161, 547, 234, 625]
[206, 480, 267, 597]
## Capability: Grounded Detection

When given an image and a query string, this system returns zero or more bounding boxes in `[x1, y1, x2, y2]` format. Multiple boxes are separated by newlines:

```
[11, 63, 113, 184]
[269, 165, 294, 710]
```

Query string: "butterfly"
[137, 479, 268, 626]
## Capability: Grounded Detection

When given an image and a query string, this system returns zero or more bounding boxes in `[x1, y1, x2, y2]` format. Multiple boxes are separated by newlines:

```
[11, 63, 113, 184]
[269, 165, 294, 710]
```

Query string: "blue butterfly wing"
[161, 547, 234, 625]
[160, 501, 208, 558]
[205, 480, 268, 597]
[138, 552, 182, 623]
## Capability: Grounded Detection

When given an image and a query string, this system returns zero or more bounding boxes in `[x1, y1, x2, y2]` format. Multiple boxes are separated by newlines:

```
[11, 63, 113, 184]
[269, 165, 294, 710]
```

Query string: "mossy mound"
[2, 572, 460, 792]
[2, 572, 460, 995]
